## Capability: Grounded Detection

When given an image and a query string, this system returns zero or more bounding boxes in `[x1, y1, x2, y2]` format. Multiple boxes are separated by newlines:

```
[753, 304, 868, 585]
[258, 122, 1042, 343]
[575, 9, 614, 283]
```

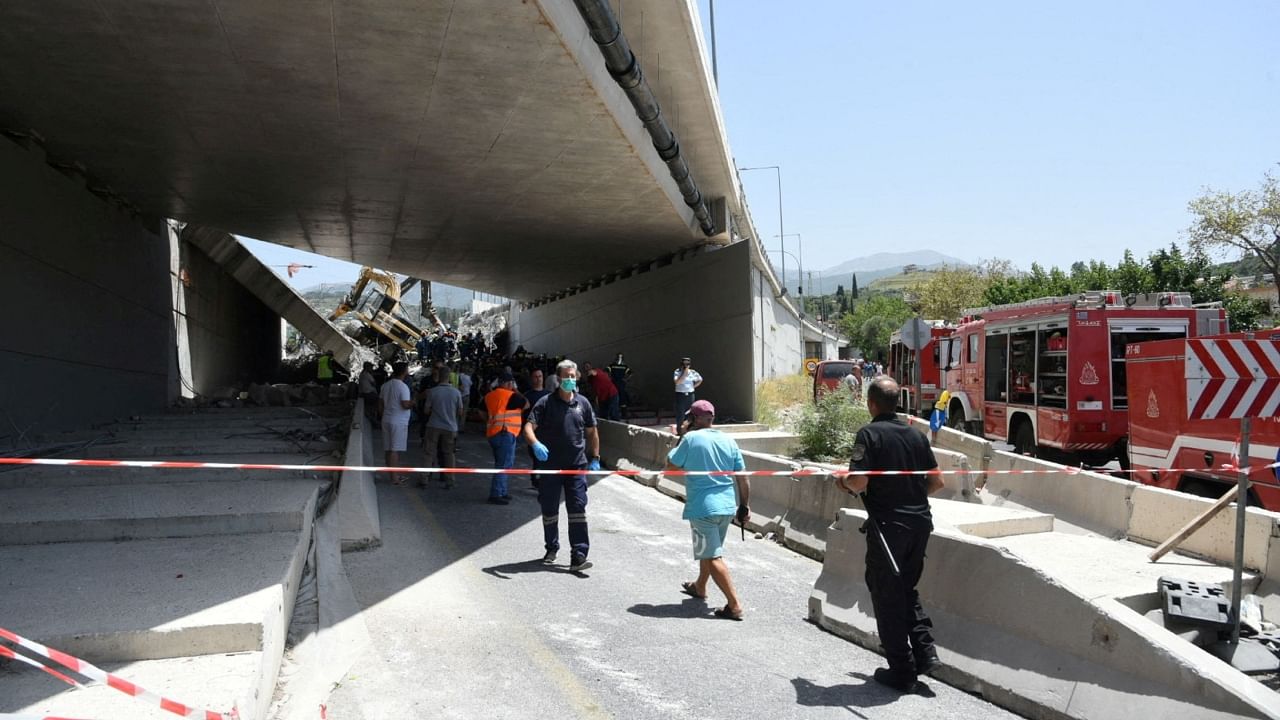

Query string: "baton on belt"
[851, 488, 900, 577]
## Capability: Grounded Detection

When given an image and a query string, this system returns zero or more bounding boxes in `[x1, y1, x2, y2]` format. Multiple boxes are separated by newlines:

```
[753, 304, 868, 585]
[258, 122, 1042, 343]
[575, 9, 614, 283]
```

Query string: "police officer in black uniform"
[835, 376, 945, 692]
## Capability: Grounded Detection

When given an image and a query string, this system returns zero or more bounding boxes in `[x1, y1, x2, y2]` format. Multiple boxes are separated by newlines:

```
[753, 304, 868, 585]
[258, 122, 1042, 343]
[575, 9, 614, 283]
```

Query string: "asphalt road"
[325, 428, 1020, 720]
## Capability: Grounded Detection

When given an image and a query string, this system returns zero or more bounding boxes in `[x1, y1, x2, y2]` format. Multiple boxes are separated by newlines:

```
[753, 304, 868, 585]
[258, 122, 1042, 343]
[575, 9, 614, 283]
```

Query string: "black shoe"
[569, 554, 593, 572]
[487, 497, 509, 505]
[542, 550, 557, 565]
[914, 651, 940, 675]
[872, 667, 918, 693]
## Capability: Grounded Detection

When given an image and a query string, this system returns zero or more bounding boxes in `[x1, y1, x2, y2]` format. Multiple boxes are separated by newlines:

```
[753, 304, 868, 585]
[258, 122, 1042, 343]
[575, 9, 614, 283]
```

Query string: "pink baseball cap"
[689, 400, 716, 416]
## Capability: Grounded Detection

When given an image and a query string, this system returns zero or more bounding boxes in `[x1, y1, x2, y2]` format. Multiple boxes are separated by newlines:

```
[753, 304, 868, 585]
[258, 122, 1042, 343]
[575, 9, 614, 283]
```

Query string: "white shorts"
[381, 421, 409, 452]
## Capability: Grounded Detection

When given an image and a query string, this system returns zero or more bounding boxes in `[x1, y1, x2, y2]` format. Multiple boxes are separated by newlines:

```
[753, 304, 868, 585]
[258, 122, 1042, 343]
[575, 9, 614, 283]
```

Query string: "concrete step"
[0, 480, 321, 545]
[55, 438, 343, 459]
[0, 651, 262, 720]
[41, 416, 340, 436]
[0, 531, 308, 663]
[0, 453, 337, 489]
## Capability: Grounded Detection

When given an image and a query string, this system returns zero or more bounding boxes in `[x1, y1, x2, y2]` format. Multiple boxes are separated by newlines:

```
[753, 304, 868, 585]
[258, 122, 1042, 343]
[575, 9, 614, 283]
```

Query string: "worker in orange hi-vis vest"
[481, 371, 528, 505]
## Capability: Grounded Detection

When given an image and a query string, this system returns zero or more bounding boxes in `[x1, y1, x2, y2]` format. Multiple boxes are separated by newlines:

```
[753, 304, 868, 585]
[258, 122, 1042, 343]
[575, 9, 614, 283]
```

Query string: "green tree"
[907, 265, 991, 323]
[1187, 168, 1280, 308]
[839, 294, 912, 360]
[979, 244, 1271, 330]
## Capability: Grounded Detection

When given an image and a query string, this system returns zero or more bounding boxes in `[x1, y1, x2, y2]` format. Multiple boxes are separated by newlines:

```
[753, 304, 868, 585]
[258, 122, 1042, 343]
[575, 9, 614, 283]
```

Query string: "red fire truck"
[938, 291, 1228, 466]
[1125, 331, 1280, 508]
[888, 322, 952, 416]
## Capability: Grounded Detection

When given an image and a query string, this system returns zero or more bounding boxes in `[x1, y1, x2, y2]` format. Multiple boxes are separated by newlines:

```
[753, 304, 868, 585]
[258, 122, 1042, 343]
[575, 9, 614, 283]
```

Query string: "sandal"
[680, 582, 707, 600]
[713, 606, 744, 621]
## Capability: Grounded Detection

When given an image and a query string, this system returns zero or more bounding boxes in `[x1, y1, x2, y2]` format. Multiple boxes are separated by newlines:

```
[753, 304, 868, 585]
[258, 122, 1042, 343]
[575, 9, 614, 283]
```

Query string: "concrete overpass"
[0, 0, 815, 429]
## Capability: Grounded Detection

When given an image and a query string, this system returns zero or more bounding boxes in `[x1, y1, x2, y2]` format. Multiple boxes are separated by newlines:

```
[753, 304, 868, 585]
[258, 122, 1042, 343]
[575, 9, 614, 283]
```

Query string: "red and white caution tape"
[0, 456, 1276, 477]
[0, 627, 237, 720]
[0, 715, 97, 720]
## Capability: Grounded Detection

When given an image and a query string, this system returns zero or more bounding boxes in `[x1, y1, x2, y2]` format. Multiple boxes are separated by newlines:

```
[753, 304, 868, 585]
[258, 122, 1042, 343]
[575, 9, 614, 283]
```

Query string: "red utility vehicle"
[938, 291, 1227, 466]
[1125, 331, 1280, 508]
[888, 323, 952, 416]
[812, 360, 857, 401]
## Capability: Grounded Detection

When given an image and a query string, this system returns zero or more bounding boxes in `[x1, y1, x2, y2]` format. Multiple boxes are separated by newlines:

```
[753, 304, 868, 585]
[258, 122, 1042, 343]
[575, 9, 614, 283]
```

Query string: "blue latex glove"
[588, 458, 602, 472]
[532, 442, 550, 462]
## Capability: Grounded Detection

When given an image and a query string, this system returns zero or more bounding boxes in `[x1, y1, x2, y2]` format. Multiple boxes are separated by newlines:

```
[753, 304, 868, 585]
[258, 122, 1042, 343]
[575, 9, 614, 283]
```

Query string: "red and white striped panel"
[1186, 339, 1280, 420]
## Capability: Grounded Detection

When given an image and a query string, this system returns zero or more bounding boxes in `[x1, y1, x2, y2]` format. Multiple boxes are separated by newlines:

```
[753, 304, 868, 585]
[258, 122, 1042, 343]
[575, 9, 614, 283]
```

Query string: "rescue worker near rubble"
[833, 376, 944, 692]
[524, 359, 599, 573]
[316, 350, 335, 385]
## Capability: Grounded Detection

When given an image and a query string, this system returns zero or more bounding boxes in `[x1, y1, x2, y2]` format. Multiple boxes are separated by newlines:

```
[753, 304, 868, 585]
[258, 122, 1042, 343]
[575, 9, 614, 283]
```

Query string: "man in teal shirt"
[666, 400, 750, 620]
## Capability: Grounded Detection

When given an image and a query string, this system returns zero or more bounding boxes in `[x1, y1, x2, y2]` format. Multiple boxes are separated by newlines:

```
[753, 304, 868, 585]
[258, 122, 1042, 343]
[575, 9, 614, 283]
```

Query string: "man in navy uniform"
[834, 376, 945, 692]
[524, 359, 600, 573]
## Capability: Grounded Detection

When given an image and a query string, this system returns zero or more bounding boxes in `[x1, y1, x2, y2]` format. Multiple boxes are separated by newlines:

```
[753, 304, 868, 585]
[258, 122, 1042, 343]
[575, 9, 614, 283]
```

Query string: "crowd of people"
[355, 338, 943, 693]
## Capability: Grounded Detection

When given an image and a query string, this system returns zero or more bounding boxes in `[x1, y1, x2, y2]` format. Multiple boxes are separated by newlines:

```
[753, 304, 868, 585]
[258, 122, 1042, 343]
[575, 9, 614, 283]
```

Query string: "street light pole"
[709, 0, 718, 86]
[774, 233, 803, 294]
[740, 165, 784, 294]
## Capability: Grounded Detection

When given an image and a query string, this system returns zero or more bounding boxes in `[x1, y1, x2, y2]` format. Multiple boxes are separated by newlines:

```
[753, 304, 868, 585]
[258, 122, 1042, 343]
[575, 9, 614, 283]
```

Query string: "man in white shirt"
[457, 366, 473, 411]
[378, 362, 415, 485]
[422, 376, 466, 489]
[673, 357, 703, 424]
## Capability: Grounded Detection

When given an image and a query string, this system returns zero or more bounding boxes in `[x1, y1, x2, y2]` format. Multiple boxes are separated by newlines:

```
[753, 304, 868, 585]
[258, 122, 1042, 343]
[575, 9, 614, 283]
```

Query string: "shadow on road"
[481, 558, 554, 579]
[626, 597, 711, 619]
[790, 672, 936, 716]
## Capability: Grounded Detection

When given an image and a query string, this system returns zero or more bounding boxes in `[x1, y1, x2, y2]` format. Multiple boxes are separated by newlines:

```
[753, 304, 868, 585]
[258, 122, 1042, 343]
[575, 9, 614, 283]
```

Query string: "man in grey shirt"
[422, 378, 466, 489]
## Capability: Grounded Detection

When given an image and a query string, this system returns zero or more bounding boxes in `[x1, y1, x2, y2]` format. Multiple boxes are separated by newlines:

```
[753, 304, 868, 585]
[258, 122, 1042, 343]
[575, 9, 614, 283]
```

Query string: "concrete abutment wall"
[511, 241, 756, 420]
[0, 136, 171, 437]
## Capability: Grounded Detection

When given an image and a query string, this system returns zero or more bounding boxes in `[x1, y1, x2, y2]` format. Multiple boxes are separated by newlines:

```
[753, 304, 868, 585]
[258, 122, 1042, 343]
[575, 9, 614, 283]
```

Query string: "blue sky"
[707, 0, 1279, 272]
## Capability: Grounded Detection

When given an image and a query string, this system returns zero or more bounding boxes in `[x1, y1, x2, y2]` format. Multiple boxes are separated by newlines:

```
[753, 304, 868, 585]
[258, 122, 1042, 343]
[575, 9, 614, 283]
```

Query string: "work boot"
[914, 650, 940, 675]
[872, 667, 918, 693]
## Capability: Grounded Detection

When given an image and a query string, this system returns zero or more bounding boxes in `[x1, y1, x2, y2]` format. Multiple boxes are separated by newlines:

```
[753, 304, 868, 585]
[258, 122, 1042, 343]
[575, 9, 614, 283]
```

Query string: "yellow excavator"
[328, 267, 444, 358]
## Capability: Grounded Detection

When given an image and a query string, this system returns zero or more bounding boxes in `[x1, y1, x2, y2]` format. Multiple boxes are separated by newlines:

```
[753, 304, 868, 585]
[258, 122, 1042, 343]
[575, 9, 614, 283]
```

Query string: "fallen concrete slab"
[810, 507, 1280, 720]
[0, 479, 320, 545]
[182, 226, 361, 368]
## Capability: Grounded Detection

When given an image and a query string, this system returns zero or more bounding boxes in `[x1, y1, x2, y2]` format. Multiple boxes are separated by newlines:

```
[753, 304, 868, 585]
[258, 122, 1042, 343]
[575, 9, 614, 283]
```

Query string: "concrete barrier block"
[984, 450, 1135, 537]
[810, 508, 1280, 720]
[903, 414, 994, 478]
[738, 451, 798, 535]
[931, 498, 1053, 538]
[933, 447, 980, 502]
[1128, 485, 1278, 571]
[339, 400, 380, 550]
[598, 420, 672, 471]
[779, 465, 842, 561]
[730, 432, 798, 457]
